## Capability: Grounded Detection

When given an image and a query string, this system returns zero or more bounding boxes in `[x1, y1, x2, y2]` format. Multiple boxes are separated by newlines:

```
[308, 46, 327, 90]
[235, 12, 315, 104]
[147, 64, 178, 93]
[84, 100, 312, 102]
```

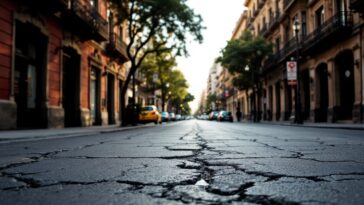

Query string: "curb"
[0, 123, 156, 143]
[256, 121, 364, 131]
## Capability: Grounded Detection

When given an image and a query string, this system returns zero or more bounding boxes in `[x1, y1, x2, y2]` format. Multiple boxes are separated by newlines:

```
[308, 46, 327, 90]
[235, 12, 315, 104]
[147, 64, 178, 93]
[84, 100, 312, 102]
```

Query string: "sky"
[177, 0, 245, 113]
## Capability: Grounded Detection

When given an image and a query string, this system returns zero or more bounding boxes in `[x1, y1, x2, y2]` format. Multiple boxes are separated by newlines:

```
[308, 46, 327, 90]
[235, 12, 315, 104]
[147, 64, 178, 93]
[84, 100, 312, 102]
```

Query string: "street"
[1, 120, 364, 205]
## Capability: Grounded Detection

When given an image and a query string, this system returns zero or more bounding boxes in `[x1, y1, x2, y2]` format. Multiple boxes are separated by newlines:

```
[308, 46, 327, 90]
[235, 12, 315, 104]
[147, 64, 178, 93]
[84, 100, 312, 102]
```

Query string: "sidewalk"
[257, 121, 364, 131]
[0, 123, 154, 142]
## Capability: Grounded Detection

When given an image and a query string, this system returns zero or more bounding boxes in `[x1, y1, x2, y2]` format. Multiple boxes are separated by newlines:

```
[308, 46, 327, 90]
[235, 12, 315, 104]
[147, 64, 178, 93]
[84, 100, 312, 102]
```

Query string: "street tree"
[181, 93, 195, 115]
[168, 69, 189, 113]
[108, 0, 204, 125]
[139, 49, 176, 111]
[217, 31, 272, 122]
[206, 93, 217, 111]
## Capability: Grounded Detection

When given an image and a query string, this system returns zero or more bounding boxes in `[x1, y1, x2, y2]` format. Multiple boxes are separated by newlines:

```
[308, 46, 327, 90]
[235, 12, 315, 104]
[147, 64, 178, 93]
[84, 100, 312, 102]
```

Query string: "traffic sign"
[287, 61, 297, 86]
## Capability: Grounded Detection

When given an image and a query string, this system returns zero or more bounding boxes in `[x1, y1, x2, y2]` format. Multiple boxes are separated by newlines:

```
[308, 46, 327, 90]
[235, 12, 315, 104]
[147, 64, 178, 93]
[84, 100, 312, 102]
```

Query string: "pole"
[295, 31, 303, 124]
[252, 70, 257, 122]
[132, 73, 136, 125]
[360, 21, 363, 123]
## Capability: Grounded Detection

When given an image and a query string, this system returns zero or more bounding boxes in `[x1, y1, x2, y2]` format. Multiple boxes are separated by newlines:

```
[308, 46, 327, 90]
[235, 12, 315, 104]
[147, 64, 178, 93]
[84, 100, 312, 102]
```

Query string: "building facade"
[206, 62, 219, 110]
[227, 0, 364, 123]
[0, 0, 129, 129]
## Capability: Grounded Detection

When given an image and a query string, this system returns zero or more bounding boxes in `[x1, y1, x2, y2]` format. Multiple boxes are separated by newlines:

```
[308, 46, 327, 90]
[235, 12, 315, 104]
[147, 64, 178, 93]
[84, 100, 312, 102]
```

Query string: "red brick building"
[0, 0, 128, 129]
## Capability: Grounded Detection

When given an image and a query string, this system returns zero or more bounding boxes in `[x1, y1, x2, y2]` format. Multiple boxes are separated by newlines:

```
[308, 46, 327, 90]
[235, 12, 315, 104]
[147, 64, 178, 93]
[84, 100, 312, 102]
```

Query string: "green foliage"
[169, 69, 189, 102]
[108, 0, 204, 123]
[109, 0, 204, 61]
[217, 31, 272, 89]
[205, 93, 216, 109]
[139, 49, 176, 92]
[139, 51, 193, 113]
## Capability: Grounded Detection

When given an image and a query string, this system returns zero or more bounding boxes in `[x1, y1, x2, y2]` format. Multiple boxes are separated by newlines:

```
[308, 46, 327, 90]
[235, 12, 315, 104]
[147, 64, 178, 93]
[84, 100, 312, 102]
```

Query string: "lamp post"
[245, 65, 256, 122]
[293, 18, 303, 124]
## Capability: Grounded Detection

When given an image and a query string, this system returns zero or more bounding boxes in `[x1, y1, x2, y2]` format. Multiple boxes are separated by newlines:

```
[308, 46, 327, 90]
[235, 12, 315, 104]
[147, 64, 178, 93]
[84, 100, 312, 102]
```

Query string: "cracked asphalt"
[0, 120, 364, 205]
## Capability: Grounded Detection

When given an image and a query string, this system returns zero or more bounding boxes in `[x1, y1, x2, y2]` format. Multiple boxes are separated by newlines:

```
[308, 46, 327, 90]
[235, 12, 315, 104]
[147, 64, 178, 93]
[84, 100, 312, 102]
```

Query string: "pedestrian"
[236, 108, 242, 122]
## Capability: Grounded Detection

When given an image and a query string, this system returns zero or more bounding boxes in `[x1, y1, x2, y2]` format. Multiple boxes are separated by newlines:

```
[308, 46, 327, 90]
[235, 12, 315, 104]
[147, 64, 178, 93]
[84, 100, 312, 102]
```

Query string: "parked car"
[218, 111, 233, 122]
[209, 111, 219, 120]
[175, 114, 182, 121]
[199, 113, 209, 120]
[161, 111, 170, 122]
[169, 112, 176, 121]
[138, 105, 161, 124]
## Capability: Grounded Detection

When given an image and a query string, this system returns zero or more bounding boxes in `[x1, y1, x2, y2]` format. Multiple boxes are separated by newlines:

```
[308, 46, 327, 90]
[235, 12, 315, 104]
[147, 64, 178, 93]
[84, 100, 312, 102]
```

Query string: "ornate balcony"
[62, 0, 108, 42]
[350, 0, 364, 13]
[106, 33, 129, 62]
[301, 12, 353, 55]
[262, 12, 354, 74]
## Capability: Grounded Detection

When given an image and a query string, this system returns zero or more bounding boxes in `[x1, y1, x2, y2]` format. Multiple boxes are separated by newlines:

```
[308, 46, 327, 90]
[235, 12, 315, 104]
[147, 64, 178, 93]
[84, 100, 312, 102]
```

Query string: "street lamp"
[293, 18, 303, 124]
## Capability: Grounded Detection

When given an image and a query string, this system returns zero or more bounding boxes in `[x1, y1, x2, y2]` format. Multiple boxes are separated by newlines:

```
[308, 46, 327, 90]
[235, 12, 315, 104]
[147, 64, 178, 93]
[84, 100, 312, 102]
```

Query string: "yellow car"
[138, 105, 161, 124]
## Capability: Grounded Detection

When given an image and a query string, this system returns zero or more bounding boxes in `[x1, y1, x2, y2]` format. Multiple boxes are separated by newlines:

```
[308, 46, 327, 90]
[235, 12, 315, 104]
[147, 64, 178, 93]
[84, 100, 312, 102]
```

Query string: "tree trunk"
[120, 65, 135, 126]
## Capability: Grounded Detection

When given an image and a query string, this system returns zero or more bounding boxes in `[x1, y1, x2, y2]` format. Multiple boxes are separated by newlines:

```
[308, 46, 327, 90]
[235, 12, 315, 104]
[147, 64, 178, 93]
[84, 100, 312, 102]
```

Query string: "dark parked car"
[218, 111, 233, 122]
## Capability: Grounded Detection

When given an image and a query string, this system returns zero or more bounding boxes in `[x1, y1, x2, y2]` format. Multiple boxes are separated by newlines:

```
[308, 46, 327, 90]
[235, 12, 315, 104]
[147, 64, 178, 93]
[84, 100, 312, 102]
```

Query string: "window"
[315, 6, 325, 29]
[269, 8, 273, 23]
[275, 37, 280, 53]
[301, 11, 307, 36]
[284, 23, 290, 42]
[276, 0, 280, 17]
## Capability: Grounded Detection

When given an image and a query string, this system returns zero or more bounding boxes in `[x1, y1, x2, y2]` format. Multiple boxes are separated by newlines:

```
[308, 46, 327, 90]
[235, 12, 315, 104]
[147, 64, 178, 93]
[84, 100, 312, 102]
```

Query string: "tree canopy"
[108, 0, 204, 124]
[206, 93, 216, 110]
[109, 0, 204, 69]
[217, 31, 272, 89]
[139, 51, 193, 113]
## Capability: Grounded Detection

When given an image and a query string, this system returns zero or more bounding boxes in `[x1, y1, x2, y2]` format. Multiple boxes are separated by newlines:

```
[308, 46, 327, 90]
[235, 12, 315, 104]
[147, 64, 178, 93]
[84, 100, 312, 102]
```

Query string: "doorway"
[275, 81, 281, 121]
[302, 70, 310, 120]
[14, 21, 47, 128]
[284, 80, 292, 120]
[107, 73, 115, 124]
[90, 67, 101, 125]
[268, 85, 273, 121]
[335, 51, 355, 121]
[315, 63, 328, 122]
[62, 48, 81, 127]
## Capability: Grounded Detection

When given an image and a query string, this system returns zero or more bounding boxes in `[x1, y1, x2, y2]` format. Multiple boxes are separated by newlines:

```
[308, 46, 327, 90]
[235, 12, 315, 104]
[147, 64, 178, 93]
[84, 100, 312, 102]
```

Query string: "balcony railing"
[262, 12, 354, 74]
[302, 11, 353, 53]
[283, 0, 296, 10]
[107, 33, 128, 61]
[350, 0, 364, 13]
[64, 0, 108, 42]
[264, 12, 280, 37]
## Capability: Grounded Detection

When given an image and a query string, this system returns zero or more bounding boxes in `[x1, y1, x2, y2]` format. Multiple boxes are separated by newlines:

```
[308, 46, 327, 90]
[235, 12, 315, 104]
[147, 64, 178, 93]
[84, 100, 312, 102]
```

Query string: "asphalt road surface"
[1, 120, 364, 205]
